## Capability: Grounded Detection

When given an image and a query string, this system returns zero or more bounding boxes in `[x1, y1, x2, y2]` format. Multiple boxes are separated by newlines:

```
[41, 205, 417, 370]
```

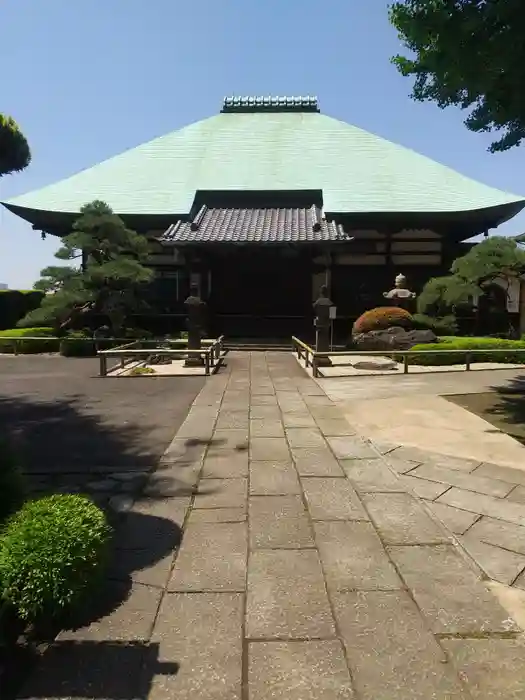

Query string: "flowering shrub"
[353, 307, 413, 334]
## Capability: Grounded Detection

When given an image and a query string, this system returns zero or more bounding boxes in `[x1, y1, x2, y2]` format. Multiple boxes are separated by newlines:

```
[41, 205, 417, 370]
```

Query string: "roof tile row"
[161, 205, 350, 243]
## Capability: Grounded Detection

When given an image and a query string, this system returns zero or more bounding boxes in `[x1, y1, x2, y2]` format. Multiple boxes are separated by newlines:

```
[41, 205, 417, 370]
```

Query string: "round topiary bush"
[353, 306, 413, 335]
[0, 494, 112, 623]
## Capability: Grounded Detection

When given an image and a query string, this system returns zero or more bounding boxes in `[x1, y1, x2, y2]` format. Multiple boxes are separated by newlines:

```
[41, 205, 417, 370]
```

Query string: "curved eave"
[3, 198, 525, 241]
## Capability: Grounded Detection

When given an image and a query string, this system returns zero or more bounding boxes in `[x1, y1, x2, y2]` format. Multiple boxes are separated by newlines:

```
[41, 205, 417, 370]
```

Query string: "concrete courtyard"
[5, 353, 525, 699]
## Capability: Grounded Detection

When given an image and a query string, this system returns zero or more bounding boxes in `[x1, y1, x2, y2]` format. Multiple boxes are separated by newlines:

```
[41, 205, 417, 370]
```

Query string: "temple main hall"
[4, 96, 525, 338]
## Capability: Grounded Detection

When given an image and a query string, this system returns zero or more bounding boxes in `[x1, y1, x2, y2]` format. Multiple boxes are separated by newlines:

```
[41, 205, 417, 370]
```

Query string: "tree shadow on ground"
[1, 511, 183, 700]
[12, 640, 180, 700]
[0, 395, 163, 474]
[448, 373, 525, 446]
[0, 391, 202, 700]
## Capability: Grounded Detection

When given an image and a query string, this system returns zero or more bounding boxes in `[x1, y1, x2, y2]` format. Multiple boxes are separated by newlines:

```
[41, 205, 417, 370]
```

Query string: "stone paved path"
[21, 353, 525, 699]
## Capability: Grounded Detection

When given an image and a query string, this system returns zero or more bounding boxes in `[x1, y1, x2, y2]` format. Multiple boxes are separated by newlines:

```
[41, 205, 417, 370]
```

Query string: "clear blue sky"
[1, 0, 524, 289]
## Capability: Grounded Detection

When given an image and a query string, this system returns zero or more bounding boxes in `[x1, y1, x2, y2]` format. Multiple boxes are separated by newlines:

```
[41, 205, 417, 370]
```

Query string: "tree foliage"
[418, 237, 525, 315]
[389, 0, 525, 152]
[22, 201, 153, 332]
[0, 114, 31, 176]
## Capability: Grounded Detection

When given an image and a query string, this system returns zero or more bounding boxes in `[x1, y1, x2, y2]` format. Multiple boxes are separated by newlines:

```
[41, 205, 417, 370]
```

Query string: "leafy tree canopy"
[418, 236, 525, 315]
[0, 114, 31, 176]
[389, 0, 525, 152]
[21, 201, 153, 332]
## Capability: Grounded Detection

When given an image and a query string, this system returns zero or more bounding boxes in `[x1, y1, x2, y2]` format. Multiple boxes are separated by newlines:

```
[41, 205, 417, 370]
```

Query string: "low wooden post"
[465, 352, 471, 371]
[99, 354, 107, 377]
[403, 354, 409, 374]
[205, 352, 210, 376]
[312, 355, 319, 378]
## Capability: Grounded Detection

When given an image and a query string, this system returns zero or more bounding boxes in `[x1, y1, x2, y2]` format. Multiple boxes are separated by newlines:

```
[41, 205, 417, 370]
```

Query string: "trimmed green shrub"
[0, 290, 44, 330]
[353, 307, 413, 334]
[59, 330, 95, 357]
[0, 327, 59, 354]
[0, 494, 112, 622]
[0, 437, 27, 525]
[412, 313, 458, 336]
[403, 337, 525, 366]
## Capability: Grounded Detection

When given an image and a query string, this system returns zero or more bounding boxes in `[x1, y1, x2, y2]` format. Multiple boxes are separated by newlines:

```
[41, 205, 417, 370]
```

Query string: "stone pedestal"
[313, 286, 333, 367]
[184, 288, 206, 367]
[315, 325, 332, 367]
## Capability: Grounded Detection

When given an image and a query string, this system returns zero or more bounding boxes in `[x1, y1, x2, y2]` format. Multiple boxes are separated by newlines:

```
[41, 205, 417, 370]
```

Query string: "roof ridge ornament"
[221, 95, 319, 113]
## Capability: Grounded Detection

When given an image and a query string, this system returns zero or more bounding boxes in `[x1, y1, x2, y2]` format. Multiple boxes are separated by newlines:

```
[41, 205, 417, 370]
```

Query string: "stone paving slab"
[168, 522, 247, 592]
[193, 477, 248, 508]
[341, 457, 405, 493]
[188, 506, 247, 523]
[282, 411, 317, 427]
[387, 445, 481, 472]
[326, 436, 378, 460]
[314, 521, 402, 591]
[246, 549, 336, 639]
[332, 590, 468, 700]
[60, 581, 162, 642]
[250, 418, 285, 437]
[398, 473, 451, 500]
[202, 452, 249, 479]
[249, 460, 301, 495]
[410, 462, 514, 498]
[467, 516, 525, 556]
[286, 427, 326, 448]
[507, 485, 525, 504]
[302, 478, 369, 521]
[149, 592, 243, 700]
[250, 436, 291, 461]
[442, 638, 525, 700]
[314, 417, 357, 436]
[426, 501, 481, 535]
[363, 492, 450, 544]
[474, 462, 525, 486]
[389, 544, 518, 634]
[215, 410, 249, 430]
[249, 495, 314, 549]
[459, 535, 525, 585]
[249, 641, 355, 700]
[438, 488, 525, 526]
[291, 446, 345, 477]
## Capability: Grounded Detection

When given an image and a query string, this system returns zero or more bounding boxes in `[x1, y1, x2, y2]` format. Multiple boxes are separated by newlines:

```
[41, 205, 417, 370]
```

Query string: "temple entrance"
[208, 247, 311, 338]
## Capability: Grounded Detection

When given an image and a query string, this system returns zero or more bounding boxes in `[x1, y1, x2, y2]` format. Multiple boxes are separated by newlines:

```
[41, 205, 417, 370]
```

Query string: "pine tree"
[22, 200, 153, 333]
[0, 114, 30, 176]
[418, 237, 525, 316]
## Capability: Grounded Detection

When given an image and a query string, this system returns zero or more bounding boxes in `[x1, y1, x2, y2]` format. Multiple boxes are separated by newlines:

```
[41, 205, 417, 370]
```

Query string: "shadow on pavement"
[0, 395, 160, 473]
[1, 512, 183, 700]
[449, 373, 525, 446]
[15, 640, 179, 699]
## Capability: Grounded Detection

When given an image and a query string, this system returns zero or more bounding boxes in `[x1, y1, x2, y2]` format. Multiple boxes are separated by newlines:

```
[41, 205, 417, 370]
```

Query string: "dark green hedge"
[0, 290, 44, 330]
[402, 337, 525, 366]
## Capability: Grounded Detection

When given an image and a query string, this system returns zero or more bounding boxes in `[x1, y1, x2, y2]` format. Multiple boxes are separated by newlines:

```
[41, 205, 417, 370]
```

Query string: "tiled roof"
[160, 205, 350, 243]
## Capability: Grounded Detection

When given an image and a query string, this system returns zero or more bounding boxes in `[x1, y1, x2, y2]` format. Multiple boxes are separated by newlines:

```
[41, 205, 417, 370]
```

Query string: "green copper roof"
[4, 99, 525, 218]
